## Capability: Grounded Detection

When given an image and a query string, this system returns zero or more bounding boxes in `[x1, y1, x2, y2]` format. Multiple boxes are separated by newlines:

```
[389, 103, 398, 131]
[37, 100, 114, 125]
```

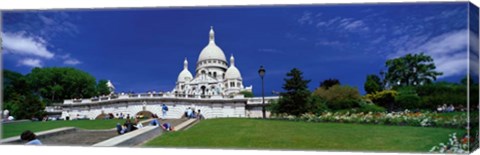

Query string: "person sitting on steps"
[20, 130, 42, 145]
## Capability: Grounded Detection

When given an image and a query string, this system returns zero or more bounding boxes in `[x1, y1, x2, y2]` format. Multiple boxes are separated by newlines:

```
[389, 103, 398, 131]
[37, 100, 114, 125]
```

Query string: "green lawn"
[144, 118, 463, 152]
[2, 119, 129, 138]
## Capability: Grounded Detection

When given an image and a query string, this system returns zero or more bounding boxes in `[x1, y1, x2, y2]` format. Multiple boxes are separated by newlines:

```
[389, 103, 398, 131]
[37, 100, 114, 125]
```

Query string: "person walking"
[162, 104, 169, 120]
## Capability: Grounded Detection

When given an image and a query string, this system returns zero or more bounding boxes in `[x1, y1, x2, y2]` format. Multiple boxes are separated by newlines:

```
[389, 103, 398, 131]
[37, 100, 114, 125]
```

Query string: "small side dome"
[177, 58, 193, 82]
[225, 55, 242, 80]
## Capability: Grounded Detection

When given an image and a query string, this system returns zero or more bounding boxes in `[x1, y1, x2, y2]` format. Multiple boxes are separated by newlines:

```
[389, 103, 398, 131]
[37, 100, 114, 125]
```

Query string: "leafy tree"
[319, 78, 340, 90]
[385, 53, 442, 87]
[275, 68, 312, 116]
[239, 91, 254, 97]
[27, 67, 97, 104]
[364, 74, 383, 94]
[314, 85, 362, 110]
[97, 79, 111, 96]
[2, 70, 45, 119]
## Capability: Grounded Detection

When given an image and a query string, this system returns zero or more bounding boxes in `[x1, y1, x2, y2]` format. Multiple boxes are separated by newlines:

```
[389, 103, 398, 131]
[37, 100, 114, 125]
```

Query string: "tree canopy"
[27, 67, 97, 103]
[385, 53, 442, 87]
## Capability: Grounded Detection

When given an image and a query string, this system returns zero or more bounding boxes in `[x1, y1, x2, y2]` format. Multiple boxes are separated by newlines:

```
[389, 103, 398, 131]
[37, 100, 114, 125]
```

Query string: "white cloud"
[342, 20, 366, 31]
[19, 58, 42, 67]
[390, 29, 468, 78]
[2, 32, 55, 59]
[315, 17, 368, 32]
[64, 59, 81, 65]
[298, 11, 313, 25]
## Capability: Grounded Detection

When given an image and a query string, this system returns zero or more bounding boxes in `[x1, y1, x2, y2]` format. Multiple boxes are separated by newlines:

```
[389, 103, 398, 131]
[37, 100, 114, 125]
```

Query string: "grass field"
[144, 118, 464, 152]
[1, 119, 130, 138]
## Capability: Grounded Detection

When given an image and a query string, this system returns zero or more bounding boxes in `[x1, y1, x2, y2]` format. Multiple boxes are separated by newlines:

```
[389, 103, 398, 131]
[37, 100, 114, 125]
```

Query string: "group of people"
[184, 107, 204, 119]
[116, 118, 144, 134]
[437, 104, 455, 113]
[148, 119, 174, 131]
[116, 117, 175, 135]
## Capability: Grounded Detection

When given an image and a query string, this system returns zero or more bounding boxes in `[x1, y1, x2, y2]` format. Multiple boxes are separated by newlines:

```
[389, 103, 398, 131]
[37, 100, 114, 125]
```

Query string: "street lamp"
[258, 65, 266, 119]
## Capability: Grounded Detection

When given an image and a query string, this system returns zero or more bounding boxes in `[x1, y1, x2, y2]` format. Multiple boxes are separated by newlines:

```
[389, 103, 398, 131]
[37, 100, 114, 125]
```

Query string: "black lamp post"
[258, 65, 266, 119]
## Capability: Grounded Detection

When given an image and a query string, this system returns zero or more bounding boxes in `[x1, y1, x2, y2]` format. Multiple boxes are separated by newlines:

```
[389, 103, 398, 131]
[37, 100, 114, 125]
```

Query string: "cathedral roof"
[197, 26, 227, 63]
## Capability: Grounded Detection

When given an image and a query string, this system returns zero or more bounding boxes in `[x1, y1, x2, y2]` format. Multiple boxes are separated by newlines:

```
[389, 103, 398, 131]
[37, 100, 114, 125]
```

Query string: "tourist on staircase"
[162, 104, 169, 120]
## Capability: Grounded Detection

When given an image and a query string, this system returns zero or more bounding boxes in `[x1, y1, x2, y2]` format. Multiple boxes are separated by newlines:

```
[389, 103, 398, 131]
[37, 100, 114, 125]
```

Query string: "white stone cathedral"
[172, 26, 252, 98]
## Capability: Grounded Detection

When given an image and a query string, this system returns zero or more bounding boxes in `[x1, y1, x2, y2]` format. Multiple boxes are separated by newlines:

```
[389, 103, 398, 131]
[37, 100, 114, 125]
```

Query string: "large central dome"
[197, 27, 227, 63]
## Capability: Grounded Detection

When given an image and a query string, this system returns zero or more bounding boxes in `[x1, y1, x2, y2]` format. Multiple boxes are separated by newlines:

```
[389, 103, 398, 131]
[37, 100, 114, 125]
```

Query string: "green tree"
[27, 67, 97, 104]
[319, 78, 340, 90]
[364, 74, 383, 94]
[385, 53, 442, 87]
[2, 70, 45, 119]
[275, 68, 312, 116]
[97, 79, 111, 96]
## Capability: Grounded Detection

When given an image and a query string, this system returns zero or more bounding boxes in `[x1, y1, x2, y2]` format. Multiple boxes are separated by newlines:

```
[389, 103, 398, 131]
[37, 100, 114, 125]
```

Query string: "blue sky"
[2, 2, 474, 96]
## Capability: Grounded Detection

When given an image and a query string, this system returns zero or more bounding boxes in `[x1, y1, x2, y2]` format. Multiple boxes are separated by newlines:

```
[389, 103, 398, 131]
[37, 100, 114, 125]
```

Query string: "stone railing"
[62, 93, 253, 105]
[246, 96, 279, 105]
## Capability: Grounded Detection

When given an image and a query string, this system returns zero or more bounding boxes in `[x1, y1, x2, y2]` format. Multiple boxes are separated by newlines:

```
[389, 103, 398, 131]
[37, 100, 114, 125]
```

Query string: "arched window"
[230, 82, 235, 87]
[201, 70, 206, 74]
[213, 72, 217, 78]
[208, 72, 212, 77]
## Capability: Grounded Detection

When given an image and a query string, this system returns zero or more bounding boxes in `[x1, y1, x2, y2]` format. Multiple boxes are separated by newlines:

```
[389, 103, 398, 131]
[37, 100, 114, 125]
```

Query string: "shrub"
[365, 90, 397, 109]
[313, 85, 362, 111]
[357, 100, 386, 113]
[307, 95, 329, 114]
[395, 87, 421, 110]
[415, 82, 467, 109]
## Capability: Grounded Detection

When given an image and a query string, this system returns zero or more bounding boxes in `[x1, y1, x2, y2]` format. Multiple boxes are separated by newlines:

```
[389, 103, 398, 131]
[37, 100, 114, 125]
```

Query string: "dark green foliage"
[239, 91, 254, 97]
[395, 87, 421, 110]
[365, 90, 397, 111]
[364, 74, 383, 94]
[357, 102, 386, 113]
[96, 79, 111, 96]
[275, 68, 312, 116]
[415, 82, 467, 110]
[314, 85, 362, 111]
[2, 70, 45, 119]
[307, 95, 329, 114]
[27, 67, 97, 104]
[385, 53, 442, 87]
[319, 78, 340, 90]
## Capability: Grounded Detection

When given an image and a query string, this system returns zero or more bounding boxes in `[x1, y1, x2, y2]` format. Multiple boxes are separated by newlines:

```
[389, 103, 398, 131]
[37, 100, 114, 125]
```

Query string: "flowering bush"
[270, 110, 467, 129]
[429, 132, 469, 154]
